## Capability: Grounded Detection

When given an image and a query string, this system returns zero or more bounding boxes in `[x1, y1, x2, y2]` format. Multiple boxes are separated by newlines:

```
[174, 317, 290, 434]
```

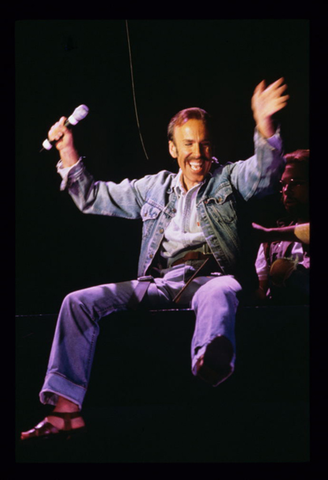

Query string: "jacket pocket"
[140, 203, 162, 238]
[205, 183, 237, 223]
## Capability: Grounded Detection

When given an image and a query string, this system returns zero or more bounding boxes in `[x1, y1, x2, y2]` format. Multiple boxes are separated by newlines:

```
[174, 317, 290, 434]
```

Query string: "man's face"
[169, 119, 213, 191]
[280, 163, 309, 216]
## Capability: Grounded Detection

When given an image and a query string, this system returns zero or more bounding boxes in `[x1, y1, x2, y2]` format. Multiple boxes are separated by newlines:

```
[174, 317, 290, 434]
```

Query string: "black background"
[15, 19, 309, 315]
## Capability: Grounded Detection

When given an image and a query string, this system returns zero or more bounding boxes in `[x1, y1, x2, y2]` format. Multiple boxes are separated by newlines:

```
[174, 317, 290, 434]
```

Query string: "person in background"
[254, 149, 309, 305]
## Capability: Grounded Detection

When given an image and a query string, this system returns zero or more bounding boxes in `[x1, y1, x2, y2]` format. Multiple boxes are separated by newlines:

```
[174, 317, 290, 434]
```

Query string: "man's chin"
[190, 172, 206, 183]
[284, 199, 298, 209]
[188, 165, 208, 179]
[284, 204, 302, 217]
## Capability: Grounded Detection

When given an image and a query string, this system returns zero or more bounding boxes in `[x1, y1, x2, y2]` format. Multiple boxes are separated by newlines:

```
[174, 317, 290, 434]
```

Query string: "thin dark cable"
[125, 20, 149, 160]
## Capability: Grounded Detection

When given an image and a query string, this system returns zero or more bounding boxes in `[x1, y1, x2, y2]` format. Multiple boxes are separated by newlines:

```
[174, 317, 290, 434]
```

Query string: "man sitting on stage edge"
[21, 78, 289, 441]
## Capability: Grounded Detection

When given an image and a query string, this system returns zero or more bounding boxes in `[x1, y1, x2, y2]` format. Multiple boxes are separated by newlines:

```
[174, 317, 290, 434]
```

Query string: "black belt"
[171, 251, 213, 267]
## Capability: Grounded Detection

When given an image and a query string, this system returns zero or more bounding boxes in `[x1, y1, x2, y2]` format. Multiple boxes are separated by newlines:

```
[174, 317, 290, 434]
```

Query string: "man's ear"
[168, 140, 177, 159]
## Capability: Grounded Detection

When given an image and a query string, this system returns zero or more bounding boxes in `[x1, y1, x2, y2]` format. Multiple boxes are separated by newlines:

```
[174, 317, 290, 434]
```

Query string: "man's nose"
[193, 143, 202, 157]
[283, 183, 293, 193]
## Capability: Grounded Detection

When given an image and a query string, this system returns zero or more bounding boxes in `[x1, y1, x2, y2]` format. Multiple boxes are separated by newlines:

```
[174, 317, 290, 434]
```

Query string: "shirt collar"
[173, 169, 210, 196]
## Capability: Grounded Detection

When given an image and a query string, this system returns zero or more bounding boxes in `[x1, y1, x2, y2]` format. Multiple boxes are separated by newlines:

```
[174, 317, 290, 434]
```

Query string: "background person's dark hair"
[284, 149, 309, 166]
[283, 149, 309, 182]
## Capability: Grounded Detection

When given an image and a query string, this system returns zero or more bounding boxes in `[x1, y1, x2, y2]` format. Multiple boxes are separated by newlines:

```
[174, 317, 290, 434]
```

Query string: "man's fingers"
[48, 117, 68, 142]
[265, 77, 285, 91]
[264, 79, 288, 98]
[274, 95, 290, 108]
[256, 79, 289, 114]
[253, 79, 266, 96]
[254, 78, 288, 98]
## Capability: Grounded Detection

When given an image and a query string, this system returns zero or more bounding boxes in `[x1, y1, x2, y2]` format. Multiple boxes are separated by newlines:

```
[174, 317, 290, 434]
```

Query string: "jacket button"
[149, 253, 154, 259]
[159, 228, 164, 234]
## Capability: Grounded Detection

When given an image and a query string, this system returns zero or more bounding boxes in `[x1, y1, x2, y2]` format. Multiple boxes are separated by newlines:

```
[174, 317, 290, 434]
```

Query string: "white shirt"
[160, 169, 207, 259]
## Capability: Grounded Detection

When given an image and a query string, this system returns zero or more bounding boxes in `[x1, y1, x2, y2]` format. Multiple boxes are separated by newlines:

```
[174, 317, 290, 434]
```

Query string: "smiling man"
[168, 112, 214, 190]
[21, 78, 289, 441]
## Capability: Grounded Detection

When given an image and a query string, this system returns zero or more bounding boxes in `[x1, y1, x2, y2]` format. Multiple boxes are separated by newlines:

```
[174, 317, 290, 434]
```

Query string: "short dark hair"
[167, 107, 213, 142]
[284, 149, 309, 166]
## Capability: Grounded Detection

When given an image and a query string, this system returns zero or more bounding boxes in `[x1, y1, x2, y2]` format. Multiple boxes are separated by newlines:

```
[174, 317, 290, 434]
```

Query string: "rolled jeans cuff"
[39, 372, 87, 410]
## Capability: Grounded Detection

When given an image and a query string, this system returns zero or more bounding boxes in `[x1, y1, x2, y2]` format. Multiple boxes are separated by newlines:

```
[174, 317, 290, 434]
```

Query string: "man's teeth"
[189, 162, 203, 171]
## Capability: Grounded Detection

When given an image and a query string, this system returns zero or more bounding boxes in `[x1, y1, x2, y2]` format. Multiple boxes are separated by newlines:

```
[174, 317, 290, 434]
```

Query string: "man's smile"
[188, 161, 204, 172]
[187, 158, 210, 173]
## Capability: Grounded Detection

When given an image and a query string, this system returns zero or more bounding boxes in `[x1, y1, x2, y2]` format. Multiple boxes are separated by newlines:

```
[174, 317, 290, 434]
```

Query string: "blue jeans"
[40, 261, 242, 409]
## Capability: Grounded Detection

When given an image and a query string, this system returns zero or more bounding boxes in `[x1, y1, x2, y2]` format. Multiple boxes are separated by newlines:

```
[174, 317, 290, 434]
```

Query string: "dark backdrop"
[15, 19, 309, 315]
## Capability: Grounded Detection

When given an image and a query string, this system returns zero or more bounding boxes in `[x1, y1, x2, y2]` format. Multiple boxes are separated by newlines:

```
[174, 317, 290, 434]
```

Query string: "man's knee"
[192, 276, 240, 308]
[60, 288, 100, 320]
[62, 290, 85, 308]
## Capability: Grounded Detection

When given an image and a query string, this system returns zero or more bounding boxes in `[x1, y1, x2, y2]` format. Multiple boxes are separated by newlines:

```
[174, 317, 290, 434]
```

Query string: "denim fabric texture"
[40, 129, 285, 408]
[63, 129, 284, 280]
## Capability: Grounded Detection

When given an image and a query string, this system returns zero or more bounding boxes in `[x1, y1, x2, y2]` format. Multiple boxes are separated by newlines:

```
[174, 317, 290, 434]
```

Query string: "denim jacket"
[63, 129, 284, 284]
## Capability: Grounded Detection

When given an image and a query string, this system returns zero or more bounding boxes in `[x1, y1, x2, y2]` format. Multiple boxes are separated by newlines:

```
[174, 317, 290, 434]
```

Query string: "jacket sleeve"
[59, 158, 144, 220]
[229, 128, 285, 201]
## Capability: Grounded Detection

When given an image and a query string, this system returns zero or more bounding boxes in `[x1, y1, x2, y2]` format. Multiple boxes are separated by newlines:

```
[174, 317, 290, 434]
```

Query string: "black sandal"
[20, 411, 86, 441]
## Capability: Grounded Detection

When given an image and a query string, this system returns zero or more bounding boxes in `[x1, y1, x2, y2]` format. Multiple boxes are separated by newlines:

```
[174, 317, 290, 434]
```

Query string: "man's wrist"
[60, 146, 80, 167]
[256, 118, 275, 138]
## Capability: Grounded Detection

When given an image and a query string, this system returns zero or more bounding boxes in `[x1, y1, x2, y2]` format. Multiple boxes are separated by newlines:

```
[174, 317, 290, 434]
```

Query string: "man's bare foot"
[47, 395, 85, 429]
[44, 413, 85, 430]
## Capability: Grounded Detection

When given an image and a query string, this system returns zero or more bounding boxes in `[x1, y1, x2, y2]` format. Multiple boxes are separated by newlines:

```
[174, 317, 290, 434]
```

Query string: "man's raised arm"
[251, 77, 289, 138]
